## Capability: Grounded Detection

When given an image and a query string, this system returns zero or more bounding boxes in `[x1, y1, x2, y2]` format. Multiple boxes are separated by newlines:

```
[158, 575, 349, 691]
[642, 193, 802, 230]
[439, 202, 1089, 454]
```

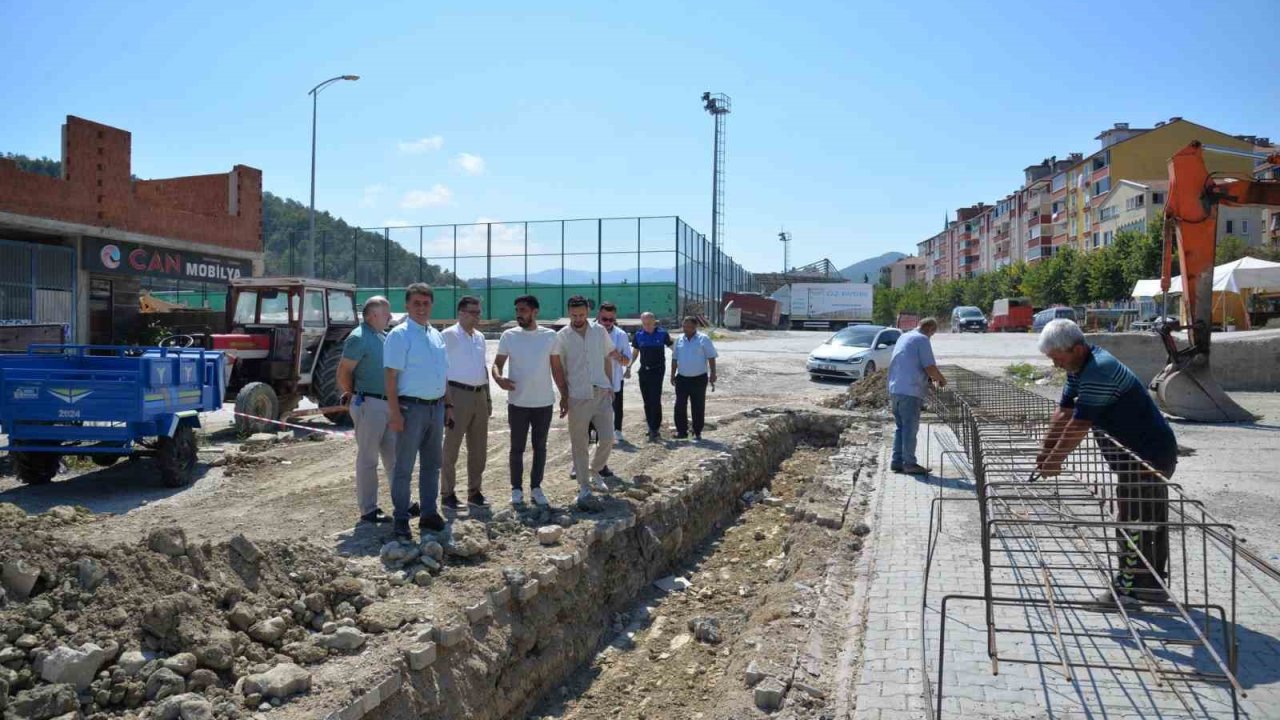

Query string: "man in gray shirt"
[886, 317, 946, 475]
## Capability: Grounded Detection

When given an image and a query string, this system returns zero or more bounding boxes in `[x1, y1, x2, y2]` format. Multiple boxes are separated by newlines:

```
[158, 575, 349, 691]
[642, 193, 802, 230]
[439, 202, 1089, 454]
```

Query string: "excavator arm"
[1152, 141, 1280, 422]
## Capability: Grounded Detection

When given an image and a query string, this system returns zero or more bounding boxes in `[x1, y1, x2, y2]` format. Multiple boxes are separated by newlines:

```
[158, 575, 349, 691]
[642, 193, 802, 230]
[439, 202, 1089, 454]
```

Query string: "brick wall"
[0, 116, 261, 253]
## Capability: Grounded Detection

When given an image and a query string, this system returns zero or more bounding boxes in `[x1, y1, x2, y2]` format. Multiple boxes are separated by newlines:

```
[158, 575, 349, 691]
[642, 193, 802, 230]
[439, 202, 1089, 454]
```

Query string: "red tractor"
[200, 278, 358, 434]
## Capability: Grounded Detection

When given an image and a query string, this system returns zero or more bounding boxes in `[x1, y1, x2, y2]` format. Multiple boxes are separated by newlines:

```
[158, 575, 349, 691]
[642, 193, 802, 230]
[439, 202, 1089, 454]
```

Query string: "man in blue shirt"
[1036, 319, 1177, 606]
[670, 316, 718, 441]
[336, 296, 396, 524]
[632, 311, 674, 442]
[887, 317, 946, 475]
[384, 283, 454, 540]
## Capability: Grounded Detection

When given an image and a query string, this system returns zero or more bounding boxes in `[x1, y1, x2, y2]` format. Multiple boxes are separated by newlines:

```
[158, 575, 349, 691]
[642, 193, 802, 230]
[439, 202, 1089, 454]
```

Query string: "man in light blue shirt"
[670, 316, 718, 441]
[886, 317, 946, 475]
[384, 283, 453, 540]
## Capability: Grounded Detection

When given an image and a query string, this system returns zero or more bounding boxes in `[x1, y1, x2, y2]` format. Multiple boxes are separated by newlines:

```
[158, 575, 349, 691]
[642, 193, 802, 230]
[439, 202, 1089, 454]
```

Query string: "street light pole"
[308, 74, 359, 279]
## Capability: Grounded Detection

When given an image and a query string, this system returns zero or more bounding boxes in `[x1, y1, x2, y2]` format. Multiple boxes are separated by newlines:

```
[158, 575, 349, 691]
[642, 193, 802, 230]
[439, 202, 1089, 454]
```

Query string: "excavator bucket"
[1151, 354, 1255, 423]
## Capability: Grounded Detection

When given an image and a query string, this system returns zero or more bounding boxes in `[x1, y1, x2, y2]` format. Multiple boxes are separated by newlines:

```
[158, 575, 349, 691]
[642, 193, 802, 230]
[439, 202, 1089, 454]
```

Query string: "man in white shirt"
[492, 294, 558, 507]
[584, 302, 632, 479]
[551, 295, 624, 510]
[671, 316, 719, 441]
[441, 296, 490, 511]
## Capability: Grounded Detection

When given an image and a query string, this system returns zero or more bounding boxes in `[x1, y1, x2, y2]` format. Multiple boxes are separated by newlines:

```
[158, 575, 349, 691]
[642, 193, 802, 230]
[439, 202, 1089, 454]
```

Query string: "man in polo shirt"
[887, 317, 946, 475]
[1036, 319, 1178, 607]
[551, 295, 624, 510]
[441, 296, 490, 511]
[670, 316, 718, 441]
[632, 311, 674, 442]
[336, 296, 395, 524]
[384, 283, 453, 540]
[594, 302, 633, 447]
[493, 294, 558, 507]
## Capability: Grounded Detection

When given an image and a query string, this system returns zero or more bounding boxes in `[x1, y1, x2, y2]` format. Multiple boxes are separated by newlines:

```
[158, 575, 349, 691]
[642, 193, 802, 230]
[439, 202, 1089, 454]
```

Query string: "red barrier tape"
[230, 410, 355, 439]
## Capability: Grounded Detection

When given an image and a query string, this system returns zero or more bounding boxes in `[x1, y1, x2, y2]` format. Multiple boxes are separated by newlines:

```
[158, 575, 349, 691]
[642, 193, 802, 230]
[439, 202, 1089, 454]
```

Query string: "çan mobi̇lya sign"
[83, 239, 252, 283]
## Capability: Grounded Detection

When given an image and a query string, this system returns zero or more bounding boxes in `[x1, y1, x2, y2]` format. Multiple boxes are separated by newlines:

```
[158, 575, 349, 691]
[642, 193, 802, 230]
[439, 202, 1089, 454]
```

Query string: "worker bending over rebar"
[1035, 319, 1179, 608]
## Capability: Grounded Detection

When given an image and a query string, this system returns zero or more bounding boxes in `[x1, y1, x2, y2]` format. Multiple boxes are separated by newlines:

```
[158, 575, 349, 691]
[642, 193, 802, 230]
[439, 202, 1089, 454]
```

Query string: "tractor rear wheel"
[234, 382, 279, 436]
[14, 450, 60, 485]
[311, 343, 351, 426]
[157, 425, 198, 488]
[91, 455, 120, 468]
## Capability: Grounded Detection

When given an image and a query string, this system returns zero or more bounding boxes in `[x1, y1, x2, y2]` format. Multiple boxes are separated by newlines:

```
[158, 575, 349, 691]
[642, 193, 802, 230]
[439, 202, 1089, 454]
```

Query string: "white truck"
[771, 282, 874, 330]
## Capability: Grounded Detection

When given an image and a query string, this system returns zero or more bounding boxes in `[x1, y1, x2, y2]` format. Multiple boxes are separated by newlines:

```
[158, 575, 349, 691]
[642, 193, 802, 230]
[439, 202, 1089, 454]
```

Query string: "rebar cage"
[917, 366, 1278, 719]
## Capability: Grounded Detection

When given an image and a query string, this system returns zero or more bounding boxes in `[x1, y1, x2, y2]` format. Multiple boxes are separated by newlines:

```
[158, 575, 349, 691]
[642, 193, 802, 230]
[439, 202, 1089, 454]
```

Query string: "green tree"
[1215, 235, 1249, 264]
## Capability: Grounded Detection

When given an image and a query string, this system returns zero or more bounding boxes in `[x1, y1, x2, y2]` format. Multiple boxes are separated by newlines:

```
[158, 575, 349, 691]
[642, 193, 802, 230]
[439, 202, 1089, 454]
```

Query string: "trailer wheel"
[91, 455, 120, 468]
[14, 450, 60, 485]
[311, 343, 351, 426]
[234, 382, 279, 435]
[158, 425, 197, 488]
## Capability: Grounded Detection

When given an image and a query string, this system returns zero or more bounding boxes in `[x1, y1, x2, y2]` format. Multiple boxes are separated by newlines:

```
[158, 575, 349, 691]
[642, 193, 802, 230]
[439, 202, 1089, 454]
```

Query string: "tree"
[1216, 235, 1249, 264]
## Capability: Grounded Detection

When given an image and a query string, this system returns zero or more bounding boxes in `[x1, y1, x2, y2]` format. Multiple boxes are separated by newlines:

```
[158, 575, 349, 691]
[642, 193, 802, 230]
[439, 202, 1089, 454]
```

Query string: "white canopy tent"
[1131, 256, 1280, 329]
[1130, 256, 1280, 298]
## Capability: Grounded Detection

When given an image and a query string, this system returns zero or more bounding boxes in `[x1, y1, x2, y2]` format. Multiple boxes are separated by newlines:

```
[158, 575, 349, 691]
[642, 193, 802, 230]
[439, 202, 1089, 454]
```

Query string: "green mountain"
[1, 153, 460, 288]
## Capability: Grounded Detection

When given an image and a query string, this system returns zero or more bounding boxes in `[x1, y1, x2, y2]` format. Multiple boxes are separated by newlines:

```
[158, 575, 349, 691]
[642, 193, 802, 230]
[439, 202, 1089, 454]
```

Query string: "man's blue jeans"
[391, 401, 445, 521]
[891, 393, 923, 467]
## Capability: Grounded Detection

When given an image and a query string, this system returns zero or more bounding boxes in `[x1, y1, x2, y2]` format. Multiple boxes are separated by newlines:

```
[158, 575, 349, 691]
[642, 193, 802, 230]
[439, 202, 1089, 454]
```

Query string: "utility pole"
[778, 230, 791, 275]
[702, 92, 730, 324]
[307, 74, 359, 279]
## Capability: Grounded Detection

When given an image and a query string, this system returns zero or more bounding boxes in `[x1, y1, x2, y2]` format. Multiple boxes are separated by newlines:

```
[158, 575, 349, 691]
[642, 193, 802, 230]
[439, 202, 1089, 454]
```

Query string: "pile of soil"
[0, 502, 417, 719]
[820, 369, 890, 411]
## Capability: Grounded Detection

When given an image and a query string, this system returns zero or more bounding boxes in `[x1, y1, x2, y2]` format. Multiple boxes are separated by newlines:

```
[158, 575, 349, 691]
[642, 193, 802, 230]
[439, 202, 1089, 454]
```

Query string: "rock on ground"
[147, 666, 188, 701]
[39, 643, 108, 690]
[242, 663, 312, 699]
[147, 526, 188, 557]
[7, 683, 78, 720]
[446, 520, 490, 558]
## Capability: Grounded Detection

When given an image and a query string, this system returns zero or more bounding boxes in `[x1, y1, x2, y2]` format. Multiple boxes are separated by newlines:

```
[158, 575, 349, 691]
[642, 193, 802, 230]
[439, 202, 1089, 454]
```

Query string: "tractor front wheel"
[157, 425, 198, 488]
[234, 382, 279, 436]
[14, 449, 60, 485]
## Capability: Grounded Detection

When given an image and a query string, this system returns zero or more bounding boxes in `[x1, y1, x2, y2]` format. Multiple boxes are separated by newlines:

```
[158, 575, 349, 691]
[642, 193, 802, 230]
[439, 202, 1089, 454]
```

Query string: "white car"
[806, 325, 901, 382]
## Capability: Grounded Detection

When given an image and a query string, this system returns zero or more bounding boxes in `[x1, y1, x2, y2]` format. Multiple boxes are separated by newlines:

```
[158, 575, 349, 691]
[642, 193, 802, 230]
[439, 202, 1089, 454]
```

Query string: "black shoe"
[902, 463, 932, 475]
[419, 513, 446, 533]
[598, 466, 615, 478]
[890, 464, 904, 473]
[442, 494, 461, 510]
[674, 433, 689, 440]
[407, 502, 421, 518]
[393, 519, 412, 541]
[360, 508, 392, 524]
[648, 431, 659, 443]
[570, 468, 577, 480]
[468, 492, 489, 508]
[588, 429, 599, 445]
[693, 434, 702, 442]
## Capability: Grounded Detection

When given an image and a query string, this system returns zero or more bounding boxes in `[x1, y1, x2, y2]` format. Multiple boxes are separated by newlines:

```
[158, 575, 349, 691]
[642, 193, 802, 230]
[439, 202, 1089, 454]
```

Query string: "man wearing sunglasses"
[441, 296, 490, 512]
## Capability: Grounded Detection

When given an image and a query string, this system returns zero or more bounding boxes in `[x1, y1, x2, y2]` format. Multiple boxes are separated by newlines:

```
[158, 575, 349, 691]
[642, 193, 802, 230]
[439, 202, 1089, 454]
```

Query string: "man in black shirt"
[631, 312, 674, 442]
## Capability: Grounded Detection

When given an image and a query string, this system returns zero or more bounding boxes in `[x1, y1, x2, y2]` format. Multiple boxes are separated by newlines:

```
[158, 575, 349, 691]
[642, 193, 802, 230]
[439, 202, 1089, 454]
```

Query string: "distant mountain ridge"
[839, 252, 907, 282]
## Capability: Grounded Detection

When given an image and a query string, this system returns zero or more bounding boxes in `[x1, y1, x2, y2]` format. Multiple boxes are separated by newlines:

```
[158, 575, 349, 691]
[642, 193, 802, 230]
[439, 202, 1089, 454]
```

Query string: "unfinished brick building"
[0, 115, 262, 344]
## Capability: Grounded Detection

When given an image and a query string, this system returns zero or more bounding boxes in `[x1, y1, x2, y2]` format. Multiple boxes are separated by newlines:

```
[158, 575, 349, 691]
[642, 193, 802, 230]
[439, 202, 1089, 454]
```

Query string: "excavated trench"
[339, 410, 880, 720]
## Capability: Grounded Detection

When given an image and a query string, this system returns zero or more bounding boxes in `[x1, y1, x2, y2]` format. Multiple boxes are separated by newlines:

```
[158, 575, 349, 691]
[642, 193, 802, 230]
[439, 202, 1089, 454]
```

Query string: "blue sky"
[3, 0, 1278, 273]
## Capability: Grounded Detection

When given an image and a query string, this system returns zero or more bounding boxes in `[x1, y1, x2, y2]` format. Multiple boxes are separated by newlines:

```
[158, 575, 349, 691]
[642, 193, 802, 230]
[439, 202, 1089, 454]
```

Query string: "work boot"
[393, 519, 412, 541]
[360, 508, 392, 524]
[407, 502, 421, 518]
[468, 492, 489, 508]
[890, 464, 904, 473]
[419, 513, 446, 533]
[902, 463, 932, 476]
[441, 494, 461, 511]
[1085, 589, 1142, 613]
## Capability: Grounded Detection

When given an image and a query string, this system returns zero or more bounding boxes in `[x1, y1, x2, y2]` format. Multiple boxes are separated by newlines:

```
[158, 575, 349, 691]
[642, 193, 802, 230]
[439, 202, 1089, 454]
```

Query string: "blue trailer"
[0, 345, 227, 487]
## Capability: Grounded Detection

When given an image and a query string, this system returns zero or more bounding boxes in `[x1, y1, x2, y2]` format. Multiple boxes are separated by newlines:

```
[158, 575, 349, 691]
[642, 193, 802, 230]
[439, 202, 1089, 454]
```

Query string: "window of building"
[1092, 232, 1100, 248]
[1093, 177, 1111, 195]
[1103, 230, 1113, 246]
[1152, 192, 1165, 204]
[1242, 219, 1249, 234]
[1051, 174, 1067, 192]
[1226, 220, 1235, 234]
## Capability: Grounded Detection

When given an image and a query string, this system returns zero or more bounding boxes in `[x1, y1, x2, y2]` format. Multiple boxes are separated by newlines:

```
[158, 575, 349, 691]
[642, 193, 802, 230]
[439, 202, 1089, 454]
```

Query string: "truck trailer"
[772, 282, 873, 330]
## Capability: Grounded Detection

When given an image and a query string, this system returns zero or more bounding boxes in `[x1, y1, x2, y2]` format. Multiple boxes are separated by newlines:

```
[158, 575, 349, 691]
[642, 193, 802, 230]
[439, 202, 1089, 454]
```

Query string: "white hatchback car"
[806, 325, 901, 382]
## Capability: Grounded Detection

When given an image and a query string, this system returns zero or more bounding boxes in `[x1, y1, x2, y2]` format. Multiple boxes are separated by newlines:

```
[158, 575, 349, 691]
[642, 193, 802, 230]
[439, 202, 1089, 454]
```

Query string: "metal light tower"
[778, 230, 791, 275]
[308, 74, 359, 279]
[702, 91, 730, 323]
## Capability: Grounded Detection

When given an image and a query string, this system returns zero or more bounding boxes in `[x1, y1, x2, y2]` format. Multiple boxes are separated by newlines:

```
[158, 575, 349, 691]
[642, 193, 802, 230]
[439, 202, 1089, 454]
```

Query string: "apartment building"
[881, 256, 924, 289]
[914, 117, 1272, 284]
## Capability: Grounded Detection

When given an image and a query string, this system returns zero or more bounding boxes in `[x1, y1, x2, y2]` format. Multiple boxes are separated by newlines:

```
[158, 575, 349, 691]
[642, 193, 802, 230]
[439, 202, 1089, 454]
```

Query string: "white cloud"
[400, 185, 454, 208]
[381, 218, 411, 228]
[452, 152, 486, 176]
[359, 184, 386, 208]
[397, 135, 444, 154]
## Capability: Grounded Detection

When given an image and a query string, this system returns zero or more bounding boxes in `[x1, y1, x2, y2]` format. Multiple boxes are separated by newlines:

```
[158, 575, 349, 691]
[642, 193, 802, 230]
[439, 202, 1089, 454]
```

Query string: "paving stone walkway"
[849, 421, 1280, 720]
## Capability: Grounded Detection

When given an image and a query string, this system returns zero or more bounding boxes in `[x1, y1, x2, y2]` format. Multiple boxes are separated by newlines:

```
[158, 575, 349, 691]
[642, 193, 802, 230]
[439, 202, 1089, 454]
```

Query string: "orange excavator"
[1152, 141, 1280, 422]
